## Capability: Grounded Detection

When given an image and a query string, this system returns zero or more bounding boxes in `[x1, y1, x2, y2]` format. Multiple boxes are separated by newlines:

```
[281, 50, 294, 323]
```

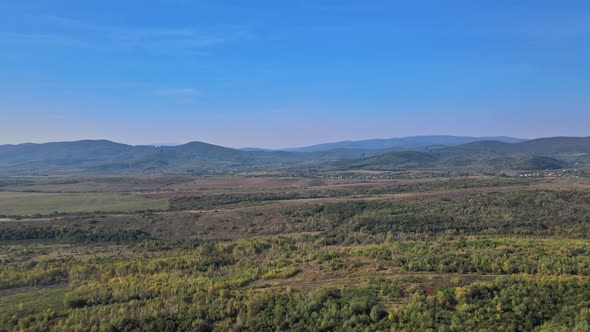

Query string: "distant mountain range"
[0, 136, 588, 175]
[329, 137, 590, 171]
[0, 139, 376, 175]
[275, 135, 526, 152]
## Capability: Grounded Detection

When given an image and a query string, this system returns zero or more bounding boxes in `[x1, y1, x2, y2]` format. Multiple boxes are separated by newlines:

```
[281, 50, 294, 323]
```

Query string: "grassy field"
[1, 174, 589, 331]
[0, 192, 169, 215]
[0, 287, 68, 316]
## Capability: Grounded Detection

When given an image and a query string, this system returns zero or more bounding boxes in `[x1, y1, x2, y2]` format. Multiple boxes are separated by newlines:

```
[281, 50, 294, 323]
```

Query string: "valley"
[1, 169, 589, 331]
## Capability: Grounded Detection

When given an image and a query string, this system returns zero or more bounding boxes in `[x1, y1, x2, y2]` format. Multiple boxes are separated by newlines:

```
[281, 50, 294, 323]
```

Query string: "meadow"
[0, 192, 169, 216]
[0, 173, 589, 331]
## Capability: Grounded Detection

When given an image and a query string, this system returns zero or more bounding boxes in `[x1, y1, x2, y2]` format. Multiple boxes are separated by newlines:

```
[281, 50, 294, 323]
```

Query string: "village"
[519, 168, 583, 178]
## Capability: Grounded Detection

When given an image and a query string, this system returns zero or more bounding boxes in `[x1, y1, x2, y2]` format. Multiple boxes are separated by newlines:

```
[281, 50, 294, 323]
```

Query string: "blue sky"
[1, 1, 589, 148]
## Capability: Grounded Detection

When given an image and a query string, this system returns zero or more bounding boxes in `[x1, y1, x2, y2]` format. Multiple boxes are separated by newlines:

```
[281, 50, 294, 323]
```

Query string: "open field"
[0, 173, 589, 331]
[0, 175, 195, 193]
[0, 192, 169, 216]
[0, 286, 68, 315]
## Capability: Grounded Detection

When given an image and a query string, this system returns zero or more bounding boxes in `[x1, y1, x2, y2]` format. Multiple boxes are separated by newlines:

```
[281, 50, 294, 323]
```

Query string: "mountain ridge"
[327, 136, 590, 171]
[0, 136, 588, 175]
[276, 135, 527, 152]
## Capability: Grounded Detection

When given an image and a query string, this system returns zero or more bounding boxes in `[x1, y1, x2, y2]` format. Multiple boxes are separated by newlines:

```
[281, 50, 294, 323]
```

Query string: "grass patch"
[261, 267, 302, 280]
[0, 192, 169, 215]
[0, 287, 68, 314]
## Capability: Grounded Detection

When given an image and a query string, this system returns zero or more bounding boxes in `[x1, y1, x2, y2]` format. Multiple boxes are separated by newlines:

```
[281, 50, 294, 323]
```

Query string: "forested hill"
[0, 140, 377, 174]
[0, 136, 588, 175]
[455, 136, 590, 154]
[280, 135, 525, 152]
[326, 137, 590, 171]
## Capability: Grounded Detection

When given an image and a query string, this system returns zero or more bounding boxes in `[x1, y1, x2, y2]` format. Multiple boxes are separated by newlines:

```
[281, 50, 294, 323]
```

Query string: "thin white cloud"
[156, 88, 202, 96]
[0, 15, 252, 56]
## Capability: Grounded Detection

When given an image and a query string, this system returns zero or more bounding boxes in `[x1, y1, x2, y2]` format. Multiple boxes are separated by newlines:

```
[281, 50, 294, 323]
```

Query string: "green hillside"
[1, 137, 589, 175]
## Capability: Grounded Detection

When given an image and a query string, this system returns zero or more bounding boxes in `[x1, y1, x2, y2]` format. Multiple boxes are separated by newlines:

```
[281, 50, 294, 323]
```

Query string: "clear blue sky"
[1, 1, 589, 148]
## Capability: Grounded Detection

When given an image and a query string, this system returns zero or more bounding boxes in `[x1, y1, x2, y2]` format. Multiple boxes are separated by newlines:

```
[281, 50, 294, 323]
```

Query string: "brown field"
[2, 174, 588, 240]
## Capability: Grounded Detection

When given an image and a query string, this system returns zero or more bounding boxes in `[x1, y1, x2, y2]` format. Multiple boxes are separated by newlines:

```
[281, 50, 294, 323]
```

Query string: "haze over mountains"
[0, 136, 588, 175]
[277, 135, 526, 152]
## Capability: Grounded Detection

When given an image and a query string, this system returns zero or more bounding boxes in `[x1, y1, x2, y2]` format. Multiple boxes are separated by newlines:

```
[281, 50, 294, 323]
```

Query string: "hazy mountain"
[455, 137, 590, 154]
[0, 140, 375, 175]
[0, 137, 587, 175]
[325, 137, 590, 171]
[280, 135, 526, 152]
[239, 148, 274, 152]
[334, 151, 439, 169]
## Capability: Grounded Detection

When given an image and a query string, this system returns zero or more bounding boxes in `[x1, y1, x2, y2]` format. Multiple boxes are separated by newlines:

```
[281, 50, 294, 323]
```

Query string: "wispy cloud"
[156, 88, 202, 96]
[1, 15, 252, 56]
[0, 31, 93, 48]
